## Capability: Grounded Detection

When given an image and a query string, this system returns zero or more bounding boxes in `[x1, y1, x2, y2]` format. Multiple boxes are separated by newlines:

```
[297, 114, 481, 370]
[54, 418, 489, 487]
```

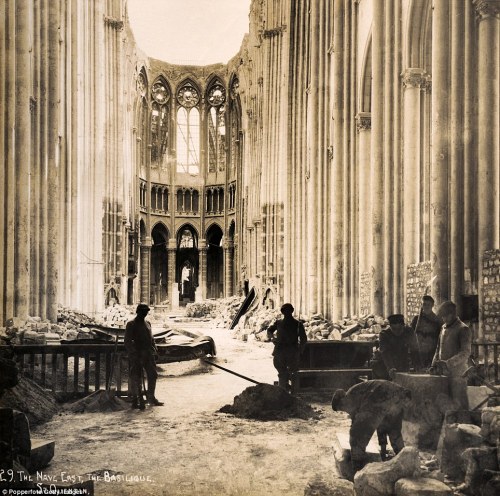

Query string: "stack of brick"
[482, 250, 500, 341]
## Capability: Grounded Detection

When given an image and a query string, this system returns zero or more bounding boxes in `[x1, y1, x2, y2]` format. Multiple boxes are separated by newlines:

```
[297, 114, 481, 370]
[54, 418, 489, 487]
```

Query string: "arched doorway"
[206, 224, 223, 299]
[151, 223, 169, 305]
[177, 225, 198, 305]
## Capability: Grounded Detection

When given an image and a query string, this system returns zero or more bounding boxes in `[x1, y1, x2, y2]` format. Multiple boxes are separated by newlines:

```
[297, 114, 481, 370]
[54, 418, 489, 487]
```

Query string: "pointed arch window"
[176, 84, 200, 175]
[207, 83, 227, 173]
[151, 80, 170, 166]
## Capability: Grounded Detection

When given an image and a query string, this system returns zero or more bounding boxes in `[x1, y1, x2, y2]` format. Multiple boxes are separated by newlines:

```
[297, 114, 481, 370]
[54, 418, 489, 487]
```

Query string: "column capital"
[474, 0, 500, 20]
[355, 112, 371, 132]
[401, 68, 428, 89]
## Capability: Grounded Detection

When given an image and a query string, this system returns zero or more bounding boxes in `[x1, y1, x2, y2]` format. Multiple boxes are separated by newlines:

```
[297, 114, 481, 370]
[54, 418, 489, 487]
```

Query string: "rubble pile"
[211, 296, 245, 328]
[99, 304, 134, 328]
[0, 316, 95, 345]
[219, 383, 320, 421]
[229, 305, 388, 343]
[185, 301, 218, 318]
[234, 307, 282, 341]
[57, 305, 97, 326]
[66, 390, 129, 413]
[0, 375, 58, 426]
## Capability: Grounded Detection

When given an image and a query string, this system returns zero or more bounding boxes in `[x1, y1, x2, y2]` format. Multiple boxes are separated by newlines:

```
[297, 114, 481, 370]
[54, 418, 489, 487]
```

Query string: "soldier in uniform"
[124, 303, 164, 409]
[431, 300, 472, 409]
[332, 380, 412, 472]
[267, 303, 307, 391]
[411, 295, 442, 368]
[372, 314, 422, 380]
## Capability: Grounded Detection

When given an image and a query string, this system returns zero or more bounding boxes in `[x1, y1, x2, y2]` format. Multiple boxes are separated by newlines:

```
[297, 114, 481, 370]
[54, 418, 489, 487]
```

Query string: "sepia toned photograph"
[1, 0, 499, 495]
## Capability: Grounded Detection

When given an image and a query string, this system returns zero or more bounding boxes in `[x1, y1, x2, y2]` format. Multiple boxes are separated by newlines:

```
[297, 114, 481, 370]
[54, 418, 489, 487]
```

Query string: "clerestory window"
[176, 84, 200, 175]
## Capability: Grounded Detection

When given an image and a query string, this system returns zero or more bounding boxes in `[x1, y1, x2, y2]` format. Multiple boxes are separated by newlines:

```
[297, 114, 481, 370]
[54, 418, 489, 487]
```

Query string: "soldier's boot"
[131, 396, 139, 409]
[351, 458, 365, 474]
[138, 396, 146, 410]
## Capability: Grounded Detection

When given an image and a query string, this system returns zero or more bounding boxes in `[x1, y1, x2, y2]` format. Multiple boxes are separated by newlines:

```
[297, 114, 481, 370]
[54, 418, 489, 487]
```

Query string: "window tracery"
[207, 82, 227, 173]
[176, 83, 200, 175]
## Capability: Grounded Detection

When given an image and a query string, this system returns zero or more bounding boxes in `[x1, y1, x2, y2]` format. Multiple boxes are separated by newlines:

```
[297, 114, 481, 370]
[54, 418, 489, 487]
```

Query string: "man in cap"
[411, 295, 442, 368]
[124, 303, 164, 409]
[431, 300, 472, 409]
[267, 303, 307, 391]
[332, 380, 412, 472]
[372, 314, 422, 380]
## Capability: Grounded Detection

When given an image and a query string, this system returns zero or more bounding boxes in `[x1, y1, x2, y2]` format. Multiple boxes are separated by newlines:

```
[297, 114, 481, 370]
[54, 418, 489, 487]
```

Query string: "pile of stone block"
[353, 447, 452, 496]
[98, 304, 134, 328]
[211, 296, 245, 328]
[0, 316, 95, 346]
[185, 301, 218, 318]
[304, 314, 387, 342]
[432, 406, 500, 494]
[57, 305, 97, 326]
[234, 307, 282, 341]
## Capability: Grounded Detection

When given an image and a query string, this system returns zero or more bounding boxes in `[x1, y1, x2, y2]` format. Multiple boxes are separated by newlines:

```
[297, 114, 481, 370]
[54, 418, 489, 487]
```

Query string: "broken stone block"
[481, 470, 500, 496]
[481, 406, 500, 445]
[438, 423, 485, 480]
[394, 477, 452, 496]
[461, 446, 498, 493]
[332, 433, 381, 481]
[340, 323, 362, 340]
[353, 447, 420, 496]
[18, 438, 55, 472]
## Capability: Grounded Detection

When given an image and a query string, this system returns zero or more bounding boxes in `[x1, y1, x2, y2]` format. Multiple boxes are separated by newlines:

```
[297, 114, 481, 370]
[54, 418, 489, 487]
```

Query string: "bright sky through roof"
[127, 0, 251, 66]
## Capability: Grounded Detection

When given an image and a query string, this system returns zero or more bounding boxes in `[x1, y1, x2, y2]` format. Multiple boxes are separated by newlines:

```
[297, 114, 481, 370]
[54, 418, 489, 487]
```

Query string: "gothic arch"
[359, 35, 372, 113]
[405, 0, 432, 72]
[176, 223, 199, 245]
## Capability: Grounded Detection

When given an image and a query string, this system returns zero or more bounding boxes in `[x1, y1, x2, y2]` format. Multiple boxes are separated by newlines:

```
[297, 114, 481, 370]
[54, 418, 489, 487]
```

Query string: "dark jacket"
[432, 318, 472, 377]
[339, 380, 411, 418]
[267, 317, 307, 356]
[124, 318, 156, 358]
[411, 311, 442, 357]
[378, 326, 422, 374]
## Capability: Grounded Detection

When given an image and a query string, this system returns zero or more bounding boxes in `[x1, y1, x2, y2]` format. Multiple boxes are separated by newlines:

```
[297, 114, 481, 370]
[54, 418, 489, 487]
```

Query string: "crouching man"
[331, 380, 411, 473]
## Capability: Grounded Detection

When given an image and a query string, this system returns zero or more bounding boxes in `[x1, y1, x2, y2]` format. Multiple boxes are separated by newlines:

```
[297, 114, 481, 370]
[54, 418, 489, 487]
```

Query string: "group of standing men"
[267, 296, 473, 473]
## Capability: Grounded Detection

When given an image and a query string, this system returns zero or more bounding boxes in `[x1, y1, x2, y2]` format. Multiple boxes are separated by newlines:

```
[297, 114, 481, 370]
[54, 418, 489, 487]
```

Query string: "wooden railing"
[471, 341, 500, 384]
[3, 344, 129, 397]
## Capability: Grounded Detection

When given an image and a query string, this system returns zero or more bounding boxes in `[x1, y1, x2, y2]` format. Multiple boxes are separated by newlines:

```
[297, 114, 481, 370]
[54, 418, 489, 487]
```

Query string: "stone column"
[475, 0, 500, 337]
[14, 0, 31, 319]
[331, 0, 345, 319]
[450, 1, 465, 308]
[140, 240, 151, 305]
[430, 0, 450, 303]
[198, 239, 208, 301]
[167, 241, 178, 309]
[402, 69, 426, 267]
[224, 241, 234, 297]
[370, 0, 384, 315]
[356, 113, 371, 278]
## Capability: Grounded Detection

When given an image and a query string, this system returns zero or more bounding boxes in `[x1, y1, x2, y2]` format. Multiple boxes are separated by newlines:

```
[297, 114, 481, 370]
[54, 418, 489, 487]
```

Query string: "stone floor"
[33, 315, 352, 495]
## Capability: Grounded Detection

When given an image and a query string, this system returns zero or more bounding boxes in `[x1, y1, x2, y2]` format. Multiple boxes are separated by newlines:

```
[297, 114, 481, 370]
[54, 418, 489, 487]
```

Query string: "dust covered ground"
[33, 317, 351, 495]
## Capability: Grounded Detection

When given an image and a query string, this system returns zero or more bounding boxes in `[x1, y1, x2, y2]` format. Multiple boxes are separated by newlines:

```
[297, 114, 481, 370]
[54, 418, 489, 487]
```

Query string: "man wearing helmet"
[266, 303, 307, 391]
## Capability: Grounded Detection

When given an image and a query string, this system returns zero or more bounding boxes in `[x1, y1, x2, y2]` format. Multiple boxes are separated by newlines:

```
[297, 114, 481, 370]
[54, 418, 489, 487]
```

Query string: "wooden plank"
[51, 353, 57, 392]
[73, 353, 79, 393]
[84, 352, 90, 394]
[95, 352, 101, 391]
[29, 353, 35, 379]
[62, 352, 68, 393]
[116, 354, 122, 393]
[41, 352, 46, 387]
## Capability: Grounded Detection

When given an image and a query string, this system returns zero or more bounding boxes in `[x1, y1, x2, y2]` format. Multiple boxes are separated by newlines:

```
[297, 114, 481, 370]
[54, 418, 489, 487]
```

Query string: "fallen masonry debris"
[219, 383, 321, 421]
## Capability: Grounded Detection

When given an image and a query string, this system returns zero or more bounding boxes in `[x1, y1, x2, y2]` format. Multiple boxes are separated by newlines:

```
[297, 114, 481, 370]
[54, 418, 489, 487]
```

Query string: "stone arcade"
[0, 0, 499, 340]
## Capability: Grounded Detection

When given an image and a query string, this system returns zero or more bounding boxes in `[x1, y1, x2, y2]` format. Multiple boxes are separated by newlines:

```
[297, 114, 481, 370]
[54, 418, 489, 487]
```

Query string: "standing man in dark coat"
[372, 314, 422, 380]
[267, 303, 307, 391]
[332, 380, 412, 472]
[411, 295, 442, 368]
[124, 303, 164, 409]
